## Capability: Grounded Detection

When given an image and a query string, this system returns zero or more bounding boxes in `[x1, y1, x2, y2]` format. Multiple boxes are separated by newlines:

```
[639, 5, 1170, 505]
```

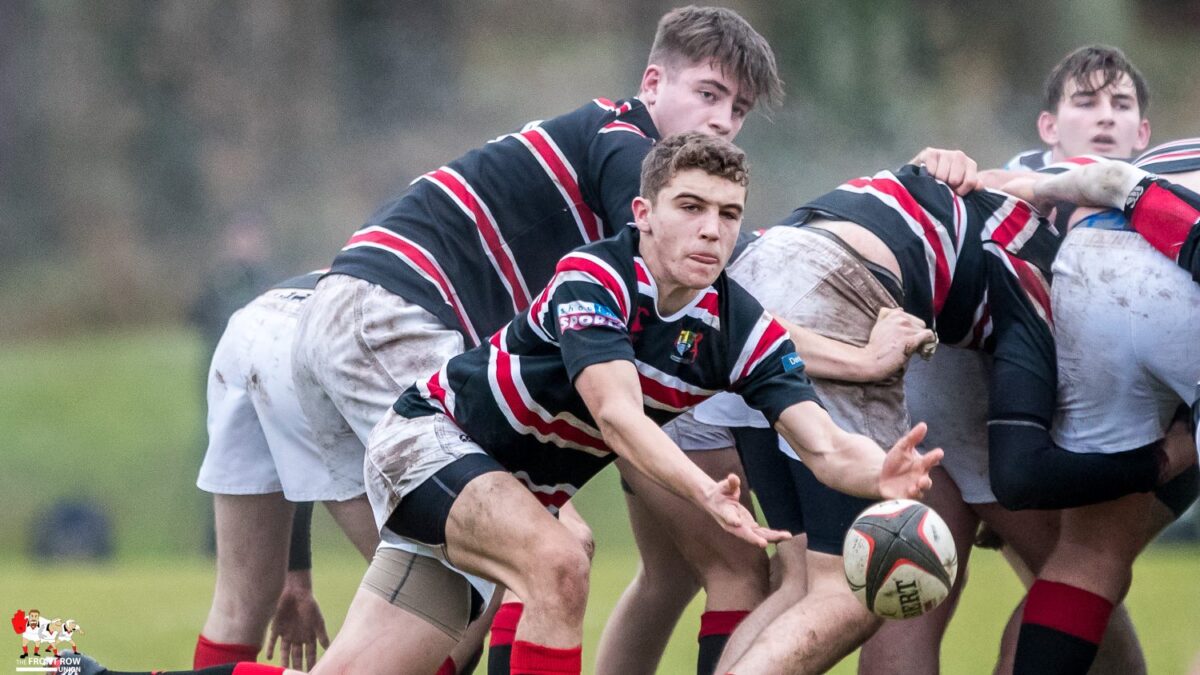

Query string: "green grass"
[3, 328, 1199, 673]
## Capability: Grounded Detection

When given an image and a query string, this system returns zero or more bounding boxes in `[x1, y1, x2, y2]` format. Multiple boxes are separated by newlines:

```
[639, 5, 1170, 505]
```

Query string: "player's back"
[329, 98, 658, 346]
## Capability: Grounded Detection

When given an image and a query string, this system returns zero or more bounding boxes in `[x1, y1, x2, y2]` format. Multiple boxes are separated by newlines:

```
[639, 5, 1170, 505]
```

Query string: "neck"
[639, 240, 700, 316]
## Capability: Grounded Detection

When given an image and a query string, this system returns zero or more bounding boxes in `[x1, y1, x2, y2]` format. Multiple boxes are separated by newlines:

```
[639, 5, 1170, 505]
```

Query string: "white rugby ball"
[843, 499, 958, 619]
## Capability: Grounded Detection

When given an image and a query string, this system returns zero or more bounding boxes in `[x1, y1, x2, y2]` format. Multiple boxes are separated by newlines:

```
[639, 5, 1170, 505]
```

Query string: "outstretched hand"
[703, 474, 791, 548]
[266, 571, 330, 670]
[879, 423, 942, 499]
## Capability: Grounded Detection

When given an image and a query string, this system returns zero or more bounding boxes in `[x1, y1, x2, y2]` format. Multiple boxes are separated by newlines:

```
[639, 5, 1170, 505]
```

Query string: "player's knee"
[525, 539, 591, 612]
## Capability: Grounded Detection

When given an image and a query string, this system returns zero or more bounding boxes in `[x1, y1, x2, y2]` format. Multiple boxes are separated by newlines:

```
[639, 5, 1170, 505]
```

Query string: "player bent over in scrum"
[995, 149, 1200, 675]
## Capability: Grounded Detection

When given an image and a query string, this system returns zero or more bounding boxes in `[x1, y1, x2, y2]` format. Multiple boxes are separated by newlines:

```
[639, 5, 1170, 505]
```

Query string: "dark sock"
[696, 610, 749, 675]
[488, 602, 524, 675]
[1014, 580, 1113, 675]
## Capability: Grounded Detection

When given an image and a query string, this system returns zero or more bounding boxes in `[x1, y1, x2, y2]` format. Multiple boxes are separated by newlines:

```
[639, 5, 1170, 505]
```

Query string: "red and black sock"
[487, 602, 524, 675]
[509, 641, 581, 675]
[696, 610, 749, 675]
[1014, 580, 1114, 675]
[192, 634, 259, 669]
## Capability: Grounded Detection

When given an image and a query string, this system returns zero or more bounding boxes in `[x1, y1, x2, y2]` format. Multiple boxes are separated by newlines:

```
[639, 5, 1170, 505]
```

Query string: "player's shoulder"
[1134, 137, 1200, 175]
[1002, 149, 1051, 171]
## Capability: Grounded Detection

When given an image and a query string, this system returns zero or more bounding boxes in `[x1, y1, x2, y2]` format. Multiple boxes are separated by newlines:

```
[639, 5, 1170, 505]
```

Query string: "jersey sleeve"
[983, 253, 1160, 510]
[541, 252, 636, 381]
[727, 311, 823, 425]
[1125, 178, 1200, 283]
[587, 125, 654, 236]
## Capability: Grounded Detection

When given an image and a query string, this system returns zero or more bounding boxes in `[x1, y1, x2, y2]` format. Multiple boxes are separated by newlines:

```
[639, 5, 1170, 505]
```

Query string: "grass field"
[3, 327, 1199, 673]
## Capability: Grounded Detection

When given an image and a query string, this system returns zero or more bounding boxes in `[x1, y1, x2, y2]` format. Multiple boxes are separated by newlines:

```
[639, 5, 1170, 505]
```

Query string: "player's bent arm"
[778, 312, 932, 383]
[773, 401, 940, 500]
[575, 359, 789, 547]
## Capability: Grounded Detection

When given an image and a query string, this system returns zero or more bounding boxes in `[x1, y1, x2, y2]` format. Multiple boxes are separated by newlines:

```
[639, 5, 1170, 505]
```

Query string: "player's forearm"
[594, 406, 714, 505]
[776, 403, 884, 498]
[782, 320, 880, 382]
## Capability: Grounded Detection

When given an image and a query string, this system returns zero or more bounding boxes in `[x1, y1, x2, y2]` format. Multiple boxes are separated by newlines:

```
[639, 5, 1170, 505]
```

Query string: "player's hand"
[879, 423, 943, 499]
[911, 148, 981, 195]
[1159, 411, 1199, 485]
[864, 308, 936, 379]
[266, 570, 329, 670]
[702, 474, 791, 548]
[11, 610, 26, 635]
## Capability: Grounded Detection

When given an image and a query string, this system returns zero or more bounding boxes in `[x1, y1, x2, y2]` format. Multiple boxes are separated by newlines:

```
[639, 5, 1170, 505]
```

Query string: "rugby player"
[1004, 45, 1150, 171]
[992, 147, 1200, 675]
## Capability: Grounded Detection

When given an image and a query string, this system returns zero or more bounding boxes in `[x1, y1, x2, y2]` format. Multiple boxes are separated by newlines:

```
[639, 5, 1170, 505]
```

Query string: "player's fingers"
[290, 641, 303, 670]
[901, 422, 928, 450]
[265, 635, 277, 660]
[755, 524, 792, 542]
[304, 641, 316, 671]
[317, 620, 330, 649]
[921, 447, 944, 469]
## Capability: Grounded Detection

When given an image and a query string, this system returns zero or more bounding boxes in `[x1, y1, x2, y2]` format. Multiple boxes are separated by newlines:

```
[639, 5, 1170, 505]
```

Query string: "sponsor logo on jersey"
[781, 352, 805, 372]
[557, 301, 623, 332]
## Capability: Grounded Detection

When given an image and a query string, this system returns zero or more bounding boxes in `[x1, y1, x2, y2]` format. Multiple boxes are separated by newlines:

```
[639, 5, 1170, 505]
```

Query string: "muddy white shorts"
[1051, 227, 1200, 454]
[662, 409, 736, 452]
[197, 288, 363, 501]
[292, 274, 465, 495]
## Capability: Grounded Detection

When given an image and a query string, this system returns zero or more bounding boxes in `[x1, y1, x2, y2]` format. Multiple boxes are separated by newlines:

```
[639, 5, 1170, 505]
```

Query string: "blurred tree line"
[0, 0, 1196, 338]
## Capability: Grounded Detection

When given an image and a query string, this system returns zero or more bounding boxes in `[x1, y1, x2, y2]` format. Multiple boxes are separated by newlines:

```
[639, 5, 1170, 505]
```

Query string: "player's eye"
[699, 89, 715, 101]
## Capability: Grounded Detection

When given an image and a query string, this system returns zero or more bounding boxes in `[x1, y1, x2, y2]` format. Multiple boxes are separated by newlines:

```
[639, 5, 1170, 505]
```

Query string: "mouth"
[1090, 134, 1116, 150]
[688, 253, 720, 265]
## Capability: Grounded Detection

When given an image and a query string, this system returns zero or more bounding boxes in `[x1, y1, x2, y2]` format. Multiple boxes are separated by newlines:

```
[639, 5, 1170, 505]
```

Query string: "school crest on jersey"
[670, 329, 704, 364]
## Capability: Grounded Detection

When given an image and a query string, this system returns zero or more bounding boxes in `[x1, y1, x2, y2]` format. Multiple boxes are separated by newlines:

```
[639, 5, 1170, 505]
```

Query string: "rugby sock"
[697, 610, 749, 675]
[60, 662, 284, 675]
[435, 656, 457, 675]
[1014, 580, 1113, 675]
[487, 602, 523, 675]
[509, 641, 582, 675]
[192, 634, 259, 668]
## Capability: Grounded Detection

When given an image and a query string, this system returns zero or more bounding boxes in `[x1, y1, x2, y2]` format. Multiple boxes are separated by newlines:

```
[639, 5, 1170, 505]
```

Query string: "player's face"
[28, 611, 39, 622]
[1038, 72, 1150, 161]
[634, 169, 745, 305]
[640, 61, 753, 140]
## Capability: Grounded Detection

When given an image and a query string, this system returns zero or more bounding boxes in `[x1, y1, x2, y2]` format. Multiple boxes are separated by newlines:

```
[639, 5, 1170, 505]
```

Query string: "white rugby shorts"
[291, 275, 465, 496]
[1051, 228, 1200, 455]
[197, 288, 363, 501]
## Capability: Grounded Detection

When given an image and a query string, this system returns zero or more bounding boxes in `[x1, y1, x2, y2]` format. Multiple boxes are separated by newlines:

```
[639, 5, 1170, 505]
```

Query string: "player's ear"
[640, 64, 665, 104]
[1134, 118, 1151, 153]
[632, 196, 653, 234]
[1037, 111, 1059, 147]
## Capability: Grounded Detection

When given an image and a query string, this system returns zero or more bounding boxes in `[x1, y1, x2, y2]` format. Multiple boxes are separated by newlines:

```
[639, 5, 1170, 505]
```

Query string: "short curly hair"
[640, 132, 749, 202]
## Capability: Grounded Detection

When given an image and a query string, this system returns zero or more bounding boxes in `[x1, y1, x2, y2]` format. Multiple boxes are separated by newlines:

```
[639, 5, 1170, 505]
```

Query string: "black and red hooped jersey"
[781, 165, 1049, 351]
[329, 98, 658, 347]
[394, 226, 821, 511]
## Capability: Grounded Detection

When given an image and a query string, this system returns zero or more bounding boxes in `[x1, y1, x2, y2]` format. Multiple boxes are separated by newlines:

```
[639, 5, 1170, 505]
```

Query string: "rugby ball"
[842, 499, 958, 619]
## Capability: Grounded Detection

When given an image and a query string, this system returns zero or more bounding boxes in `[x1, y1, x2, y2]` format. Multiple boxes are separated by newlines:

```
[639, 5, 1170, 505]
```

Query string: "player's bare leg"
[716, 534, 808, 671]
[594, 487, 700, 675]
[723, 548, 881, 674]
[977, 504, 1147, 675]
[598, 451, 766, 674]
[201, 494, 294, 650]
[858, 467, 978, 675]
[322, 495, 381, 559]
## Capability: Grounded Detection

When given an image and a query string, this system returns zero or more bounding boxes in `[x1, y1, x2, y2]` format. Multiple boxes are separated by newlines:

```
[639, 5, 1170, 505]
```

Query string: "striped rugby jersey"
[782, 165, 1049, 351]
[1004, 149, 1053, 172]
[329, 97, 658, 348]
[394, 226, 821, 510]
[1134, 137, 1200, 175]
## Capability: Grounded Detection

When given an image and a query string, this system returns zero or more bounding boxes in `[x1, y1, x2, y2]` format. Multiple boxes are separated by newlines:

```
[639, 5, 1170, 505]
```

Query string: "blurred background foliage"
[1, 0, 1197, 338]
